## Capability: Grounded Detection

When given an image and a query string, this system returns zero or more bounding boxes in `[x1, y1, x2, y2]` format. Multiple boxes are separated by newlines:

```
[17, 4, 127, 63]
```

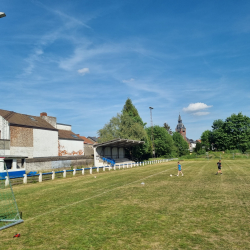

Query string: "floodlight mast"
[149, 107, 155, 158]
[0, 12, 6, 18]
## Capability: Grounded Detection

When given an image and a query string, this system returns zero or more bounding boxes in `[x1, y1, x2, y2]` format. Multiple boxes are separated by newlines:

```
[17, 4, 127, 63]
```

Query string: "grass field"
[1, 159, 250, 249]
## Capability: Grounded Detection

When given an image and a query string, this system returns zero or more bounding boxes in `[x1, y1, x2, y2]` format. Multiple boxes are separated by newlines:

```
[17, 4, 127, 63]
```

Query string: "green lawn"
[1, 159, 250, 249]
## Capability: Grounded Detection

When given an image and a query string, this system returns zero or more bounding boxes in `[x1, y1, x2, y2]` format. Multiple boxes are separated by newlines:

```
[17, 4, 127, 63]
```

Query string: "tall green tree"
[121, 99, 150, 160]
[97, 114, 121, 143]
[98, 98, 151, 160]
[201, 130, 212, 150]
[202, 112, 250, 152]
[146, 126, 175, 157]
[163, 123, 173, 135]
[172, 132, 189, 156]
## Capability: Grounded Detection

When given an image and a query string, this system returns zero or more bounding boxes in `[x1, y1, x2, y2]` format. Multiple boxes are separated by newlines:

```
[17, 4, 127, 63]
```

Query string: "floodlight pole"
[0, 12, 6, 18]
[149, 107, 155, 158]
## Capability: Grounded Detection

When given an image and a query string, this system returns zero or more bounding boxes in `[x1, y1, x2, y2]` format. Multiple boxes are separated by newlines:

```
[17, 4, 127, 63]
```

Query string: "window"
[29, 116, 36, 121]
[71, 134, 79, 138]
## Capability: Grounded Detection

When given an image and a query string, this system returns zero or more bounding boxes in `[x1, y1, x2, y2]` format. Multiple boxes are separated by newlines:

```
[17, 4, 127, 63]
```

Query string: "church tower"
[175, 114, 186, 140]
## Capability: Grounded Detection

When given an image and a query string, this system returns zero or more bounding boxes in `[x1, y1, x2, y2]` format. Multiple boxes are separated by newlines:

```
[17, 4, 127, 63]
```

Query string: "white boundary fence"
[4, 158, 178, 186]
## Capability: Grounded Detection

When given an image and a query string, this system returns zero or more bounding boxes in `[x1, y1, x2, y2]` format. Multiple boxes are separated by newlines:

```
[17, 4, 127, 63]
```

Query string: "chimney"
[40, 112, 47, 117]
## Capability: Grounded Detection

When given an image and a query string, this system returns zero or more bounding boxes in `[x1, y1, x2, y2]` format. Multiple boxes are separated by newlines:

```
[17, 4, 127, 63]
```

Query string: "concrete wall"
[33, 129, 58, 157]
[41, 115, 57, 128]
[0, 116, 10, 140]
[57, 124, 71, 131]
[84, 144, 94, 156]
[119, 148, 125, 158]
[10, 147, 33, 158]
[58, 139, 84, 156]
[24, 155, 93, 172]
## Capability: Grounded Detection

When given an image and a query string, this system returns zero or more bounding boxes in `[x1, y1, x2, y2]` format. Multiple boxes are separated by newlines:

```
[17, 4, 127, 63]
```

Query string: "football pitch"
[1, 159, 250, 249]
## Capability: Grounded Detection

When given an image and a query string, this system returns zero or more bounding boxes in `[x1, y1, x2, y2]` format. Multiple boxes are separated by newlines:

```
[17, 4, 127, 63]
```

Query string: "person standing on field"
[177, 162, 183, 176]
[216, 160, 222, 175]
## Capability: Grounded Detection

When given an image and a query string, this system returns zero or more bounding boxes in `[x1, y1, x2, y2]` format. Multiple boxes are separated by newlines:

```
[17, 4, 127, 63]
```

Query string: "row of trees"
[98, 98, 189, 160]
[201, 112, 250, 153]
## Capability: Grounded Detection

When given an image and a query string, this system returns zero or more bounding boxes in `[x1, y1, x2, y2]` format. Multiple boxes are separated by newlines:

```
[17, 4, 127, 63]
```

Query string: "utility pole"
[149, 107, 155, 158]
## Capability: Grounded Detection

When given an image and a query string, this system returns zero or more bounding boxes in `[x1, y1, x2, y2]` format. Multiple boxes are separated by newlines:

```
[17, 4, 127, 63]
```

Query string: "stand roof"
[93, 139, 144, 148]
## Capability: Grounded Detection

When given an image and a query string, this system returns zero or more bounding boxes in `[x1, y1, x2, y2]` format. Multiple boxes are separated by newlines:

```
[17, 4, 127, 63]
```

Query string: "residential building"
[0, 109, 84, 158]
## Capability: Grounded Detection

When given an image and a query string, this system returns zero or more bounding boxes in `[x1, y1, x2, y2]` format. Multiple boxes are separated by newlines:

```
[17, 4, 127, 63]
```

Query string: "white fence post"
[82, 168, 85, 175]
[38, 172, 42, 182]
[103, 166, 106, 172]
[52, 171, 55, 180]
[109, 166, 111, 171]
[118, 165, 120, 170]
[73, 169, 76, 176]
[63, 170, 66, 178]
[5, 176, 9, 187]
[23, 174, 27, 184]
[114, 165, 116, 170]
[90, 167, 92, 174]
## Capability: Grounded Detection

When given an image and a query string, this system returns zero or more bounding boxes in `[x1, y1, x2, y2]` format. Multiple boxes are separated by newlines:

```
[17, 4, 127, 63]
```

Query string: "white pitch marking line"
[26, 166, 178, 222]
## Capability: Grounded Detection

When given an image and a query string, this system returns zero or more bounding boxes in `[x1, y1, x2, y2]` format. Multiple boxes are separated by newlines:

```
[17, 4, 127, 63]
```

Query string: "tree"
[121, 99, 150, 160]
[223, 112, 250, 152]
[98, 98, 151, 160]
[97, 114, 121, 143]
[194, 141, 204, 154]
[212, 119, 224, 130]
[201, 112, 250, 153]
[163, 123, 173, 135]
[146, 126, 175, 157]
[201, 130, 212, 150]
[172, 132, 189, 156]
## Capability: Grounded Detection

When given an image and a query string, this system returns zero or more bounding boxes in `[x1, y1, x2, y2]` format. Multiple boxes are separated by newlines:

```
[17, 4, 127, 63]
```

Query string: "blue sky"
[1, 0, 250, 140]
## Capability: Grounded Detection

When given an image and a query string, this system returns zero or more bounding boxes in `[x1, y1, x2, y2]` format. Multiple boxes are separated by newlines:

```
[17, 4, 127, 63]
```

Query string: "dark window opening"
[4, 160, 12, 170]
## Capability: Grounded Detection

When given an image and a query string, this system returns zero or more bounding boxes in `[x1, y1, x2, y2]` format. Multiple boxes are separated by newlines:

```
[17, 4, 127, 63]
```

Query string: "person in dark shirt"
[216, 160, 222, 175]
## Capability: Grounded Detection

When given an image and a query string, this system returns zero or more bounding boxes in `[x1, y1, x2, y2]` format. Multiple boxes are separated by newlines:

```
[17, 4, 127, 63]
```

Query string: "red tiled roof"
[78, 136, 94, 144]
[0, 109, 57, 131]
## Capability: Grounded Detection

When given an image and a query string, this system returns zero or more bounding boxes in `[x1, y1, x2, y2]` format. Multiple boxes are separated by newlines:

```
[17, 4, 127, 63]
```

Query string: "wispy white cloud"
[192, 111, 210, 116]
[77, 68, 90, 75]
[183, 103, 212, 112]
[122, 78, 135, 83]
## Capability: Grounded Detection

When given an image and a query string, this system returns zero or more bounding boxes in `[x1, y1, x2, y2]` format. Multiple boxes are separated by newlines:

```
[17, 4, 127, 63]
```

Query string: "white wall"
[33, 129, 58, 157]
[10, 147, 32, 157]
[59, 139, 84, 155]
[0, 116, 10, 140]
[57, 124, 71, 131]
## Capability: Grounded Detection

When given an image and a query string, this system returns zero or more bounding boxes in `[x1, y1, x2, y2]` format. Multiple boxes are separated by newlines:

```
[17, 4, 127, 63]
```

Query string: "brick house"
[0, 109, 84, 158]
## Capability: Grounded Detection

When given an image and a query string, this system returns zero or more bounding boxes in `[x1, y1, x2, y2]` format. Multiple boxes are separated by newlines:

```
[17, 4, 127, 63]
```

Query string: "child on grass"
[216, 160, 222, 175]
[177, 162, 183, 176]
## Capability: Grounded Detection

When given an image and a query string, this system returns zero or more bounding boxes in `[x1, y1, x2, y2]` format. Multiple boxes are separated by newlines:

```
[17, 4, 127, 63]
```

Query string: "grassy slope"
[0, 160, 250, 249]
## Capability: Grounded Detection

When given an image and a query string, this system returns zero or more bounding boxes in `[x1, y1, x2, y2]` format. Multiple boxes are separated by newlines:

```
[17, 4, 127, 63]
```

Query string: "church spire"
[175, 113, 186, 140]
